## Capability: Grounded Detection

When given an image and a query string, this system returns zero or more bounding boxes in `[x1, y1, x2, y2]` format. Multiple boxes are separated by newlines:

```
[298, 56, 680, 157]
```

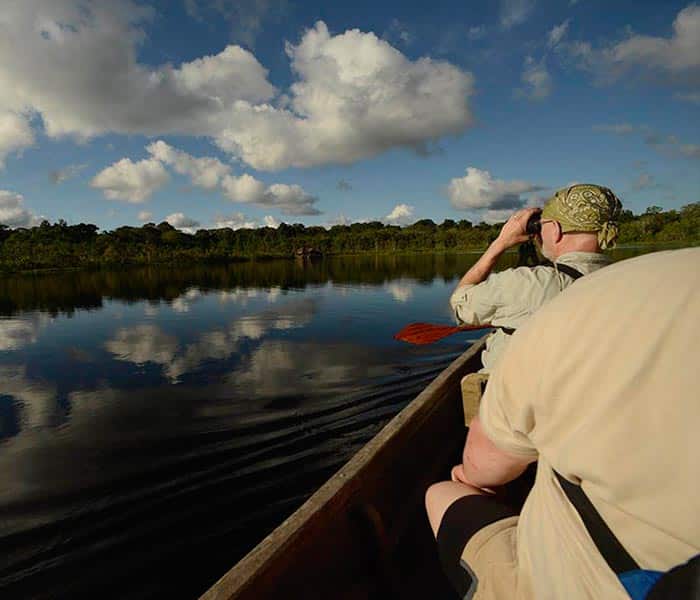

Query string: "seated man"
[426, 248, 700, 599]
[450, 183, 622, 373]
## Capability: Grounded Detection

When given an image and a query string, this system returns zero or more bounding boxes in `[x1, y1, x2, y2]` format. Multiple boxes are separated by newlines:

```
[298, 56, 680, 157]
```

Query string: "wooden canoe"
[200, 336, 488, 600]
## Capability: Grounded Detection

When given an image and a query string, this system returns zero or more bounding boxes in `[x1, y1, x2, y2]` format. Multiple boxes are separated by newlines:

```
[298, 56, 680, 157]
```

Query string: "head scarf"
[541, 184, 623, 249]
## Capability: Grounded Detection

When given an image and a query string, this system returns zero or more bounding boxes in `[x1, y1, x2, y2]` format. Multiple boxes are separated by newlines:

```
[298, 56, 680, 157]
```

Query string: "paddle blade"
[394, 322, 495, 345]
[394, 322, 464, 345]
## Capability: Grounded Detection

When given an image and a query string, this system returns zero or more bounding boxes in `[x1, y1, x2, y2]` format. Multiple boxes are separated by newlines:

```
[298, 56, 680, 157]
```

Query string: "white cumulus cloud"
[213, 213, 259, 230]
[213, 21, 475, 170]
[608, 5, 700, 74]
[0, 190, 41, 228]
[0, 4, 475, 172]
[91, 158, 169, 203]
[221, 175, 320, 215]
[146, 140, 230, 190]
[326, 214, 351, 227]
[447, 167, 545, 211]
[263, 215, 280, 228]
[221, 173, 267, 203]
[137, 211, 153, 222]
[103, 141, 320, 216]
[385, 203, 414, 225]
[0, 112, 34, 169]
[263, 184, 320, 215]
[0, 1, 273, 139]
[165, 212, 200, 233]
[566, 5, 700, 96]
[173, 44, 276, 104]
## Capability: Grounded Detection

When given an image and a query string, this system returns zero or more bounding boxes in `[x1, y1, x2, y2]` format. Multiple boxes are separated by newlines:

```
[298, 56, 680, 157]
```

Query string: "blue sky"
[0, 0, 698, 232]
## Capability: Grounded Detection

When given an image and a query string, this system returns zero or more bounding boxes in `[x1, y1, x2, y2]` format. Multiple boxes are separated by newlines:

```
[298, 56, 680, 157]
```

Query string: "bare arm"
[461, 415, 536, 489]
[454, 207, 539, 290]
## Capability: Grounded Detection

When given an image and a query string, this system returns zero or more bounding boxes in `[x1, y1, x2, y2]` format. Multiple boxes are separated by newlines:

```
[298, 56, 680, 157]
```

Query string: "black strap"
[554, 471, 640, 575]
[555, 263, 585, 280]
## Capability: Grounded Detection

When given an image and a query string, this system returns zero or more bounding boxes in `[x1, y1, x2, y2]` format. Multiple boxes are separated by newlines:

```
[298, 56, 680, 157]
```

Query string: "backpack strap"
[555, 263, 585, 281]
[553, 471, 640, 574]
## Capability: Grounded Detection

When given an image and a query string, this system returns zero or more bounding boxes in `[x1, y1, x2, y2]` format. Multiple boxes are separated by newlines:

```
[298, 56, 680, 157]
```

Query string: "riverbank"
[1, 204, 697, 273]
[2, 240, 698, 275]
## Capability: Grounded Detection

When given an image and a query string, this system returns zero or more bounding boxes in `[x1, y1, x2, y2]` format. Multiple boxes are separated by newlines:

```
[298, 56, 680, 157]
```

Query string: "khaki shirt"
[472, 248, 700, 600]
[450, 252, 611, 372]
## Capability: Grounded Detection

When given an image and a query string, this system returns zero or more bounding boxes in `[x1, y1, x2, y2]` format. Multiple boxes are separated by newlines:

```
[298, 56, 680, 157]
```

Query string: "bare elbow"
[464, 416, 533, 488]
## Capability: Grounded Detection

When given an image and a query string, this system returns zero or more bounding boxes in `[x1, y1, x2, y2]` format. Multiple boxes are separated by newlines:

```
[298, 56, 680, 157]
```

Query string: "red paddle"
[393, 322, 494, 345]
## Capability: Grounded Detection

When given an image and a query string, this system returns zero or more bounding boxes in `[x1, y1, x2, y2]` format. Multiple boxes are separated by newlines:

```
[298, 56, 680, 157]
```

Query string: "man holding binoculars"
[450, 183, 623, 372]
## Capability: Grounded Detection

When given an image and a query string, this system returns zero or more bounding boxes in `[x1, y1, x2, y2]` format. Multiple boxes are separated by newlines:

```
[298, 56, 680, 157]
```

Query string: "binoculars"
[525, 210, 543, 236]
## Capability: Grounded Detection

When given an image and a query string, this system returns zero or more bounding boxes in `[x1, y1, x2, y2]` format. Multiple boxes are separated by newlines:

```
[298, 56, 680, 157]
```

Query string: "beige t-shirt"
[450, 252, 612, 372]
[477, 248, 700, 600]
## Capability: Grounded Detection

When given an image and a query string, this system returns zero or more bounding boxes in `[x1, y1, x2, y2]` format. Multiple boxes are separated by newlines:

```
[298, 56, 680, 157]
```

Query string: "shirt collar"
[556, 251, 612, 266]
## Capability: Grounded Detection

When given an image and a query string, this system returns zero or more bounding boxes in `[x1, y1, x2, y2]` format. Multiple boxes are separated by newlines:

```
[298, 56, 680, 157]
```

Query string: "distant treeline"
[1, 203, 698, 271]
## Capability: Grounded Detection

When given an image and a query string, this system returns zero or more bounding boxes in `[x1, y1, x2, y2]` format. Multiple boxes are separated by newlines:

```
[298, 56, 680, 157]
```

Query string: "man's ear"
[553, 221, 564, 242]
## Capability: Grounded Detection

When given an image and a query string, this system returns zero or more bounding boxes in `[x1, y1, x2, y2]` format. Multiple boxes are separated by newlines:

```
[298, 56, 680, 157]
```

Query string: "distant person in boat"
[450, 183, 622, 372]
[427, 248, 700, 599]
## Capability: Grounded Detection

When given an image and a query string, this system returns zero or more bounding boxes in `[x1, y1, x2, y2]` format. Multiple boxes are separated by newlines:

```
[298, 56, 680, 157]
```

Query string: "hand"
[495, 207, 540, 250]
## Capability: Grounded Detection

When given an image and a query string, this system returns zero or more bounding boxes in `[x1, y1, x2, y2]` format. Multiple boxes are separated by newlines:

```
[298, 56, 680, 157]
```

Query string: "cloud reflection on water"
[386, 281, 414, 303]
[170, 287, 202, 313]
[217, 285, 282, 305]
[226, 339, 386, 399]
[0, 365, 57, 432]
[0, 315, 47, 351]
[104, 298, 318, 382]
[0, 333, 407, 511]
[105, 324, 179, 367]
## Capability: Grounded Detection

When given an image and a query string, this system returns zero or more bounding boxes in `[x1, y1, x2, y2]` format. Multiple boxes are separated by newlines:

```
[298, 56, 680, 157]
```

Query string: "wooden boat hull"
[201, 337, 488, 600]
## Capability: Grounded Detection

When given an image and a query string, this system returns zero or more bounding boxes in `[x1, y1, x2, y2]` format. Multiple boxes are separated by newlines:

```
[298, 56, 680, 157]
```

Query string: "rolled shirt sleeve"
[450, 277, 504, 326]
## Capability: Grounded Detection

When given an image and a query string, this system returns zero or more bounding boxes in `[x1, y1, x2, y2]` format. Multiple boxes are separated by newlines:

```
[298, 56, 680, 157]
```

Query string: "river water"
[0, 248, 661, 598]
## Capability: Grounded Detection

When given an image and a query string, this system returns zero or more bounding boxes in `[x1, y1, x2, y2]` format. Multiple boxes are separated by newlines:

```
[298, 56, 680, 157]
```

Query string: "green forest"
[1, 203, 698, 271]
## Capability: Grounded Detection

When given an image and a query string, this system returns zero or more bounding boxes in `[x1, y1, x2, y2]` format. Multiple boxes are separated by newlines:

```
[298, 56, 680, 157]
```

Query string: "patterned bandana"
[541, 184, 623, 250]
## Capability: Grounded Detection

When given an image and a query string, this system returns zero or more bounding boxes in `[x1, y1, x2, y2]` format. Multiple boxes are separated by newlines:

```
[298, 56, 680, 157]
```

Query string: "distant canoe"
[201, 336, 490, 600]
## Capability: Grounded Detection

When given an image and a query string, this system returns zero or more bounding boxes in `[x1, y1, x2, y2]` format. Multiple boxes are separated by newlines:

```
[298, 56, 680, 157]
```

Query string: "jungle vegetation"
[0, 203, 697, 271]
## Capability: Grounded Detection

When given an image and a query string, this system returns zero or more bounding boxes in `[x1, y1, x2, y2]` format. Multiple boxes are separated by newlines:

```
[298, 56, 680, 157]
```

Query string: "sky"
[0, 0, 699, 232]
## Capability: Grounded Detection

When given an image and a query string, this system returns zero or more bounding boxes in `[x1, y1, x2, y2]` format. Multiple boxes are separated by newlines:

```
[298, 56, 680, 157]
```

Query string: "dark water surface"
[0, 249, 657, 598]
